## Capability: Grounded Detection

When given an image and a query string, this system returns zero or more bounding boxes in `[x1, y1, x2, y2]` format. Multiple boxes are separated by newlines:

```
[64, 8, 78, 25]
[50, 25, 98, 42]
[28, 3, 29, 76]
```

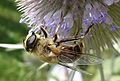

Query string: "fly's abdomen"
[57, 45, 81, 63]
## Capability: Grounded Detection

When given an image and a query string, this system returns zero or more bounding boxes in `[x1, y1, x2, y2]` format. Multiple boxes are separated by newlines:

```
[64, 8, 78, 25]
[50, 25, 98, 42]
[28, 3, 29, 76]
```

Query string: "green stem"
[68, 70, 76, 81]
[98, 64, 105, 81]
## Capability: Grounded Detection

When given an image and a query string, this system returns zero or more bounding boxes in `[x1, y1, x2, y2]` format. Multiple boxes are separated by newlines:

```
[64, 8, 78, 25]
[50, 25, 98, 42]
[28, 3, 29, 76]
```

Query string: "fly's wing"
[57, 44, 103, 64]
[57, 47, 80, 63]
[58, 53, 103, 75]
[74, 53, 103, 65]
[58, 52, 103, 65]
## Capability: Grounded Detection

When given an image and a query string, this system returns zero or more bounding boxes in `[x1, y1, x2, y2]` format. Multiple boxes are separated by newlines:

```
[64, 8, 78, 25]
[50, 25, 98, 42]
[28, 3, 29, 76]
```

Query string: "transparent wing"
[74, 53, 103, 65]
[58, 53, 103, 74]
[58, 52, 103, 65]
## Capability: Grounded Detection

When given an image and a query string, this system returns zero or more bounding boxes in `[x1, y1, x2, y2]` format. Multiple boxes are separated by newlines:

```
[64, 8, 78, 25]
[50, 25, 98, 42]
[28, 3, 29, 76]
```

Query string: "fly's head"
[23, 27, 58, 55]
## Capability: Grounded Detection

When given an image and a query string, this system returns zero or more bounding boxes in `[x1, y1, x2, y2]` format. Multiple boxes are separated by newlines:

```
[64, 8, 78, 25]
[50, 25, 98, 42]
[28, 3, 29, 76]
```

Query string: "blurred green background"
[0, 0, 120, 81]
[0, 0, 48, 81]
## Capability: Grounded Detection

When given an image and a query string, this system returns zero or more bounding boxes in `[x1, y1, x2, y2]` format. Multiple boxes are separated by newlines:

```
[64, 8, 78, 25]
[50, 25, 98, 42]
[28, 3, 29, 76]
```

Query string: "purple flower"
[104, 0, 120, 5]
[16, 0, 120, 54]
[110, 25, 120, 31]
[83, 2, 110, 26]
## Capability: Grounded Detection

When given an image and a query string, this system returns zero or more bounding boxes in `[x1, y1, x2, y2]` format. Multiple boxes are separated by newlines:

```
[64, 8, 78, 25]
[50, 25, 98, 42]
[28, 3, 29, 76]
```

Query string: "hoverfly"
[23, 25, 102, 73]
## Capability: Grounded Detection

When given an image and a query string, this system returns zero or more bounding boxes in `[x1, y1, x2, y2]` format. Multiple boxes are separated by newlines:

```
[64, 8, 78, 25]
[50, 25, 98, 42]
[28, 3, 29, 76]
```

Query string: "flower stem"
[68, 70, 76, 81]
[98, 64, 105, 81]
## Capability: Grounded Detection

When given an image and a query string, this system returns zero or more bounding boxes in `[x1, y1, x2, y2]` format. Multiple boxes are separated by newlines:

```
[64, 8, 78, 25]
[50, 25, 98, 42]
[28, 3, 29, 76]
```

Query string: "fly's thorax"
[32, 37, 54, 54]
[38, 37, 55, 47]
[32, 40, 59, 64]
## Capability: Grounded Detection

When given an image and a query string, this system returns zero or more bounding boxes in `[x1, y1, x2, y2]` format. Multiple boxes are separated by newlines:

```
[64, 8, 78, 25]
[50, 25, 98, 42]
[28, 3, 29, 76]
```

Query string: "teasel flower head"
[16, 0, 120, 55]
[16, 0, 85, 37]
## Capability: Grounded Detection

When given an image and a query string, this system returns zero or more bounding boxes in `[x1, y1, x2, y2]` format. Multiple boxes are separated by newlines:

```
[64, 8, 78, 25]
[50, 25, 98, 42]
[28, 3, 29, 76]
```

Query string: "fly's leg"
[83, 23, 94, 36]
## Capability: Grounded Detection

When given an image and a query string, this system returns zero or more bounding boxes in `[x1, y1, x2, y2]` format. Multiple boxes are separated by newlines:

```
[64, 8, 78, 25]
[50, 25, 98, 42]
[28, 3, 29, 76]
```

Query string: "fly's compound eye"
[25, 32, 37, 52]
